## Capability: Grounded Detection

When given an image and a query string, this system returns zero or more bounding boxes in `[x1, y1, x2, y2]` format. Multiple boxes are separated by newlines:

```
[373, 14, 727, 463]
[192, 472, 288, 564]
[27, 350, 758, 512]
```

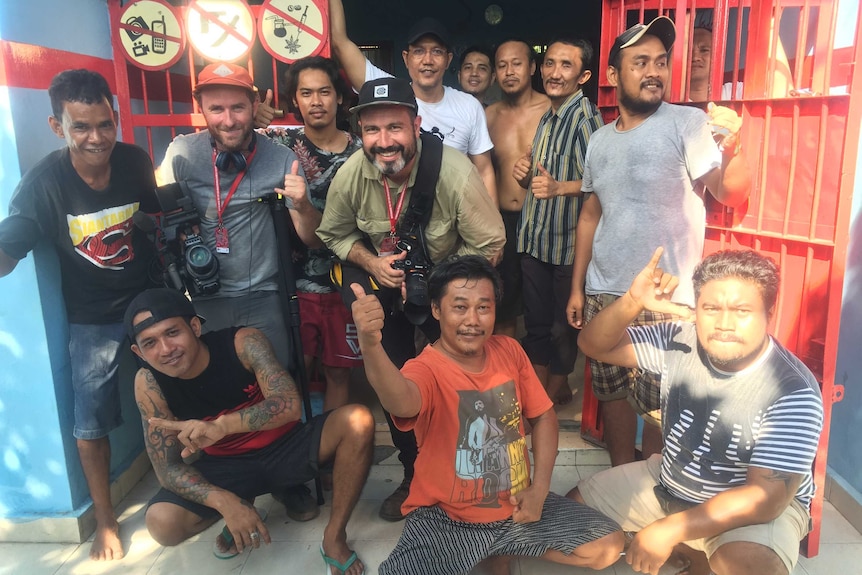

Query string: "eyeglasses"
[408, 47, 448, 59]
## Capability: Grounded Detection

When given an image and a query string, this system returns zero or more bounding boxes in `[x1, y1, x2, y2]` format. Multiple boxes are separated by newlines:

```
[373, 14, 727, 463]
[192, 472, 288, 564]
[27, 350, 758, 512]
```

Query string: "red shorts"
[298, 292, 363, 368]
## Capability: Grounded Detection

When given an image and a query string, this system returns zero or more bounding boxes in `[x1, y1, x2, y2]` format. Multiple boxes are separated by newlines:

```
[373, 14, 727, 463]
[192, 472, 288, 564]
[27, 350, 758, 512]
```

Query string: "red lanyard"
[211, 147, 257, 226]
[383, 178, 408, 236]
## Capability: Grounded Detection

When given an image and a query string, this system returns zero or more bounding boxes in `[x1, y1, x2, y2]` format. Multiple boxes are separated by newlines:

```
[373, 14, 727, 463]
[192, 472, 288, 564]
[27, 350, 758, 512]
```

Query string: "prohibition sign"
[117, 0, 185, 71]
[186, 0, 256, 62]
[258, 0, 329, 63]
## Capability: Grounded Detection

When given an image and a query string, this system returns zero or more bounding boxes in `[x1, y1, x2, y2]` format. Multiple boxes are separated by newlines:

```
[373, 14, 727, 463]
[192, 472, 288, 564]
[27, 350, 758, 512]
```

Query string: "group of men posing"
[0, 1, 823, 573]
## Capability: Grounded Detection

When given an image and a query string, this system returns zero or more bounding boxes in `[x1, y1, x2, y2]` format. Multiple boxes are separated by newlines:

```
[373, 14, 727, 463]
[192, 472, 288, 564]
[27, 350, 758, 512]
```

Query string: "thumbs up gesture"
[531, 164, 559, 199]
[350, 283, 385, 347]
[254, 88, 284, 129]
[512, 145, 534, 188]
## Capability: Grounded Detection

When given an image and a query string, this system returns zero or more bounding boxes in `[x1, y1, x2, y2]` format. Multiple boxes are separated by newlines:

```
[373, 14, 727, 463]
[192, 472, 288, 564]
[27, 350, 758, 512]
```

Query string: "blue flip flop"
[212, 507, 268, 560]
[320, 543, 365, 575]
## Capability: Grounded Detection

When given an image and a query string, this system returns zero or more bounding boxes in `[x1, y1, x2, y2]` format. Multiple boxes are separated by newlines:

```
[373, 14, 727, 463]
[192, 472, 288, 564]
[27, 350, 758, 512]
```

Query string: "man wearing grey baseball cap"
[568, 16, 752, 470]
[317, 76, 505, 521]
[126, 288, 373, 573]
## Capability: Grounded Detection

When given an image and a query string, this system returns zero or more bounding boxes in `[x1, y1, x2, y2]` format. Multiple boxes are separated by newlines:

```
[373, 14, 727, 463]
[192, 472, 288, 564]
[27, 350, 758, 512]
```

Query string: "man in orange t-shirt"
[351, 255, 623, 574]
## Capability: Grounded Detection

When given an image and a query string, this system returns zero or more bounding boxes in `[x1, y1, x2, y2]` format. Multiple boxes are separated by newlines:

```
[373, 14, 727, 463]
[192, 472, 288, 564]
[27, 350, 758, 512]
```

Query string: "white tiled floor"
[5, 362, 860, 574]
[4, 433, 861, 575]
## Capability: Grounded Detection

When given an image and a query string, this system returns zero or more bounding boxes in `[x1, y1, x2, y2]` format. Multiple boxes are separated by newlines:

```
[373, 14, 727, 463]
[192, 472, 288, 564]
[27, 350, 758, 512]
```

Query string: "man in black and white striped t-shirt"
[569, 248, 823, 575]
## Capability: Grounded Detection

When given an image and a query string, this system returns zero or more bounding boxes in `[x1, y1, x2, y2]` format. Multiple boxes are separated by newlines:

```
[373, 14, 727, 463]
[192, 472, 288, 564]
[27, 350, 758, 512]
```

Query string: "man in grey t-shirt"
[566, 17, 752, 467]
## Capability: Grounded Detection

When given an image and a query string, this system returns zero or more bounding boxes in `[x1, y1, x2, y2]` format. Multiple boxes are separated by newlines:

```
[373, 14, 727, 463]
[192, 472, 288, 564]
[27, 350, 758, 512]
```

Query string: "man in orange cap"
[160, 62, 321, 521]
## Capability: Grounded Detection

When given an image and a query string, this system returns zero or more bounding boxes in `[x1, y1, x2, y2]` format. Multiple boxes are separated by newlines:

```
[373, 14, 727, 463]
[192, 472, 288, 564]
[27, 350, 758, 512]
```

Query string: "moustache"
[371, 145, 405, 156]
[709, 334, 743, 343]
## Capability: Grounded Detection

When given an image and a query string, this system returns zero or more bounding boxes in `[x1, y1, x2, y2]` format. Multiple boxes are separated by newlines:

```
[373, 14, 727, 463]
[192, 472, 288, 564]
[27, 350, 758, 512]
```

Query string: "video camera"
[141, 182, 220, 297]
[390, 226, 432, 325]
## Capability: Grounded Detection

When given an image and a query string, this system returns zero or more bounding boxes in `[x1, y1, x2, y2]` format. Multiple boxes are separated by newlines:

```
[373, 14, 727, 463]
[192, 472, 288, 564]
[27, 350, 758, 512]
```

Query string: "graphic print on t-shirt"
[452, 381, 528, 507]
[66, 202, 139, 270]
[422, 125, 454, 143]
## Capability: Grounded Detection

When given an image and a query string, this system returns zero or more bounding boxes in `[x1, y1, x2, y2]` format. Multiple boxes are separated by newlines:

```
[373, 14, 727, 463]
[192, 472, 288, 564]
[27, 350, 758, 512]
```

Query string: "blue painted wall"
[0, 0, 145, 517]
[825, 0, 862, 509]
[829, 126, 862, 496]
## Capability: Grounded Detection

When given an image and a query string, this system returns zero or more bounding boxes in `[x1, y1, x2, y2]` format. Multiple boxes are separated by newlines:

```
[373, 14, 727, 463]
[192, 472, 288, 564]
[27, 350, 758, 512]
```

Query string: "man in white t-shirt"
[328, 0, 497, 204]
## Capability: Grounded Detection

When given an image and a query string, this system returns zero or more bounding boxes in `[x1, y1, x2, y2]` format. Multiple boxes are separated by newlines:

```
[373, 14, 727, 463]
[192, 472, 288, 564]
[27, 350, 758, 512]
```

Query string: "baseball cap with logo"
[124, 288, 206, 342]
[608, 16, 676, 67]
[194, 62, 255, 95]
[349, 77, 418, 115]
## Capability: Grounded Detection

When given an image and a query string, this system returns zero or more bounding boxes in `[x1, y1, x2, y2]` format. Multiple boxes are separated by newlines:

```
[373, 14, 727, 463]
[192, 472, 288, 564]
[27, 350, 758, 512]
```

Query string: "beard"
[364, 142, 417, 176]
[209, 123, 253, 153]
[703, 335, 765, 372]
[618, 82, 664, 116]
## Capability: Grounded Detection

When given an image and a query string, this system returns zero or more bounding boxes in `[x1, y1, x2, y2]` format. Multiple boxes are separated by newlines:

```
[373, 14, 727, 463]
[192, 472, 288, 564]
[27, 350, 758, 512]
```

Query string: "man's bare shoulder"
[528, 91, 551, 109]
[488, 92, 550, 122]
[485, 100, 503, 121]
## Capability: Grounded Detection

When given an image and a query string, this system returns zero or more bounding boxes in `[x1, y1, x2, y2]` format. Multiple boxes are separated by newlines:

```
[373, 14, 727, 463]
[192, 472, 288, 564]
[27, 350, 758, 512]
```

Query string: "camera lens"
[186, 244, 218, 279]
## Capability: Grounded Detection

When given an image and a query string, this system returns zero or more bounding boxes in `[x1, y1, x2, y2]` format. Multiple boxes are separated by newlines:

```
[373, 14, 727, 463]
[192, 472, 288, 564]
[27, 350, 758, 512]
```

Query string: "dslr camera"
[390, 229, 432, 324]
[150, 182, 220, 297]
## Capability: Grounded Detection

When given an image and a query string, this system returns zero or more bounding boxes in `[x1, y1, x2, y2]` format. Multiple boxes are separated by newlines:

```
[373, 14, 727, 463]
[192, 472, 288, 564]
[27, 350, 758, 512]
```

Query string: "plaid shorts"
[379, 493, 620, 575]
[584, 293, 673, 424]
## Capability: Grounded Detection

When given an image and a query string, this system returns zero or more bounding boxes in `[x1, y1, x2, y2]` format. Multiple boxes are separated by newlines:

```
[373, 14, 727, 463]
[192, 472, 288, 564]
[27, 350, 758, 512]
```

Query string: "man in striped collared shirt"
[512, 38, 603, 406]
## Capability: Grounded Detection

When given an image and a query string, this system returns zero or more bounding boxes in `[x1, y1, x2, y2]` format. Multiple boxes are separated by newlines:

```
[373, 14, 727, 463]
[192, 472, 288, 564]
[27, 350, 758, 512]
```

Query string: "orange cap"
[194, 63, 255, 94]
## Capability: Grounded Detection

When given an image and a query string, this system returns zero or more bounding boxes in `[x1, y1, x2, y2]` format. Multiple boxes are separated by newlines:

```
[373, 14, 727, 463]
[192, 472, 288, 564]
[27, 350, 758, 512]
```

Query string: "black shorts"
[496, 209, 524, 322]
[147, 413, 330, 520]
[520, 255, 578, 374]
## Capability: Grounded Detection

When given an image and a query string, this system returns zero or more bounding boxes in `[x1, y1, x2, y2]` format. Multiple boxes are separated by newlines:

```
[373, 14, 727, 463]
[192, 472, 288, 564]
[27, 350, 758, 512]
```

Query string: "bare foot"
[321, 537, 364, 575]
[90, 520, 124, 561]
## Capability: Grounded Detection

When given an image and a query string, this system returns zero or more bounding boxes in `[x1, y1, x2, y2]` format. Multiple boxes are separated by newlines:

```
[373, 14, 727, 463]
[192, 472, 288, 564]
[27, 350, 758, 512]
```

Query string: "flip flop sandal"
[320, 543, 365, 575]
[212, 506, 268, 560]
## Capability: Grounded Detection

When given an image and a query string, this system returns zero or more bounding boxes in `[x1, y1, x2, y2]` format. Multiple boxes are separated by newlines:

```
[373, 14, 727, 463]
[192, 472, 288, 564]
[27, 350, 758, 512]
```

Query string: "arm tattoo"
[237, 330, 300, 430]
[137, 369, 217, 505]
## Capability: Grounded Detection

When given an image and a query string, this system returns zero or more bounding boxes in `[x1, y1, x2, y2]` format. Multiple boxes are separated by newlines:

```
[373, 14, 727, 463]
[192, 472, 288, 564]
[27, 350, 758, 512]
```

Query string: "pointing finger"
[149, 417, 183, 431]
[645, 246, 664, 273]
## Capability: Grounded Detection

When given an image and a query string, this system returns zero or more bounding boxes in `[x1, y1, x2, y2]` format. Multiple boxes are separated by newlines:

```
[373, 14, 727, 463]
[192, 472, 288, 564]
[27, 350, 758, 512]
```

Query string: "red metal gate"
[581, 0, 860, 557]
[107, 0, 330, 164]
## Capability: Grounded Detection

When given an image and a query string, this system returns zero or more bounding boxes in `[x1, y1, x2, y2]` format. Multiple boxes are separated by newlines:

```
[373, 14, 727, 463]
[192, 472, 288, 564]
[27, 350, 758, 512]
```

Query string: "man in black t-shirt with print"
[0, 69, 158, 561]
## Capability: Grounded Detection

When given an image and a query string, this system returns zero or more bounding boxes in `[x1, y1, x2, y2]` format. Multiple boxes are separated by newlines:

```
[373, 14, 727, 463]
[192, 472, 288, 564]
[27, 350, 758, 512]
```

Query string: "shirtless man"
[485, 40, 550, 337]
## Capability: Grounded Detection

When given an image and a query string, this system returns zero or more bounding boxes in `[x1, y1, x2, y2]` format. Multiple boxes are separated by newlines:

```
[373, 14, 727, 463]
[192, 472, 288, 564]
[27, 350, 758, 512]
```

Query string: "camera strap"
[396, 133, 443, 252]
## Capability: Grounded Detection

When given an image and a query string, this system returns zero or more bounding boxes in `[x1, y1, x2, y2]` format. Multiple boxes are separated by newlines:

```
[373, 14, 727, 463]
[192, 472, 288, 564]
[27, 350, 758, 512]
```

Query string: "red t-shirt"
[394, 335, 553, 522]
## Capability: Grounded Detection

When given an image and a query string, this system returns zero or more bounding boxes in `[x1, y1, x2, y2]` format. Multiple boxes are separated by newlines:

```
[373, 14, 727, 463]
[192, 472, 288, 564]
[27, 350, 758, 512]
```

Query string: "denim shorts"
[69, 322, 127, 439]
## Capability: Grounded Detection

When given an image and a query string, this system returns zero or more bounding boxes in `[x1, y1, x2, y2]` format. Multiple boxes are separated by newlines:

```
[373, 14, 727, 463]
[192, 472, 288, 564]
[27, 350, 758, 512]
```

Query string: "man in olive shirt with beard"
[318, 77, 505, 521]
